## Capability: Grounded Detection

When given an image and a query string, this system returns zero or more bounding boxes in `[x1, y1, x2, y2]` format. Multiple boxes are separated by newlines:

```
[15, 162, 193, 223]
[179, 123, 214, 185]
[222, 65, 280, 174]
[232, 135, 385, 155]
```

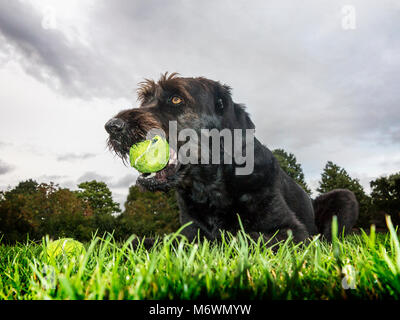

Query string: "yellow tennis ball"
[46, 238, 86, 259]
[129, 135, 170, 173]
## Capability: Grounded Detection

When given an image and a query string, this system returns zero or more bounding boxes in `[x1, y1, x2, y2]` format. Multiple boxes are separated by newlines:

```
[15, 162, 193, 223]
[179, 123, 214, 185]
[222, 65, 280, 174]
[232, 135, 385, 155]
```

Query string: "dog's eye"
[170, 96, 183, 105]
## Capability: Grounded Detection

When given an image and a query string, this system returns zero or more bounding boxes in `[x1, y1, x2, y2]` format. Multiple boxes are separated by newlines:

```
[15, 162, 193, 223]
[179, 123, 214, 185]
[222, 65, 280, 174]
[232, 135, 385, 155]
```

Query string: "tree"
[317, 161, 371, 227]
[370, 172, 400, 226]
[2, 179, 39, 199]
[75, 180, 120, 236]
[34, 184, 94, 241]
[76, 180, 120, 216]
[116, 185, 180, 238]
[0, 180, 43, 242]
[0, 181, 94, 243]
[272, 149, 312, 195]
[0, 189, 38, 243]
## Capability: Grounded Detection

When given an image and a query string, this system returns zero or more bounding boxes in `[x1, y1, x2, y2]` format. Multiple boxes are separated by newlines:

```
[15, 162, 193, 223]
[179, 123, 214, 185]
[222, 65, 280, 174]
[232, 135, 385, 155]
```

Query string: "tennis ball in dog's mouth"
[46, 238, 86, 259]
[129, 135, 170, 173]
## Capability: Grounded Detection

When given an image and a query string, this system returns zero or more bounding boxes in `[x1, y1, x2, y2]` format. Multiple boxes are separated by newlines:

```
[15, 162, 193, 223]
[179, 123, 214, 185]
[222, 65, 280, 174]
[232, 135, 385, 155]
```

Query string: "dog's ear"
[216, 83, 255, 130]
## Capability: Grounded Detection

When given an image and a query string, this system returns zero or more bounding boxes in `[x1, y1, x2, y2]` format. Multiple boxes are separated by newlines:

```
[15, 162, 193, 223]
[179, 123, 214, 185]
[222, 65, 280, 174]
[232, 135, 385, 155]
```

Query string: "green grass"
[1, 217, 400, 300]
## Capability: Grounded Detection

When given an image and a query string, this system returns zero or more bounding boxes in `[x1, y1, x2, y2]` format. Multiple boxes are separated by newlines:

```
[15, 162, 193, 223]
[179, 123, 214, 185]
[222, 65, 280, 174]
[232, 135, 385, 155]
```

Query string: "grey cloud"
[109, 174, 138, 189]
[78, 171, 111, 183]
[57, 153, 97, 162]
[59, 180, 78, 190]
[37, 174, 68, 181]
[0, 159, 14, 175]
[77, 173, 137, 189]
[379, 158, 400, 171]
[0, 141, 11, 148]
[0, 0, 130, 99]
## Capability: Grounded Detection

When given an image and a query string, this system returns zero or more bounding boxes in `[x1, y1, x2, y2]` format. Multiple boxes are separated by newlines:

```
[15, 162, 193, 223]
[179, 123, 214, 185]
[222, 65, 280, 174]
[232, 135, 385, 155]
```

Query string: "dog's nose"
[105, 118, 126, 134]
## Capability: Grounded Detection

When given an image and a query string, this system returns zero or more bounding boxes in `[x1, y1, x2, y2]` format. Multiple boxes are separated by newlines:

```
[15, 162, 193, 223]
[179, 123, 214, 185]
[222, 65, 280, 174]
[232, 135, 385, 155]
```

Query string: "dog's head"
[105, 72, 254, 191]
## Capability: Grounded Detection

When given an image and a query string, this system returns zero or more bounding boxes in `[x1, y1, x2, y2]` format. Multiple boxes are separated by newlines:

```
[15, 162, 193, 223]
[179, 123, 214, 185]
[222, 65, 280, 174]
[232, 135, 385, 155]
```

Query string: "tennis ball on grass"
[46, 238, 86, 259]
[129, 135, 170, 173]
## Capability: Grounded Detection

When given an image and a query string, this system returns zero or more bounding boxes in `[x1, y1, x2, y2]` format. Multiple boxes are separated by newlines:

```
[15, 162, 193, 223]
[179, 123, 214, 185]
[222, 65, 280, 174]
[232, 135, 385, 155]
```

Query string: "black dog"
[105, 73, 359, 247]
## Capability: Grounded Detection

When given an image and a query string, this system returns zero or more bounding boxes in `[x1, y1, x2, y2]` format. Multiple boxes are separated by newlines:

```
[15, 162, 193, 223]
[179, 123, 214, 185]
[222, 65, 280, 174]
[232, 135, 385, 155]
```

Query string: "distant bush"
[370, 172, 400, 227]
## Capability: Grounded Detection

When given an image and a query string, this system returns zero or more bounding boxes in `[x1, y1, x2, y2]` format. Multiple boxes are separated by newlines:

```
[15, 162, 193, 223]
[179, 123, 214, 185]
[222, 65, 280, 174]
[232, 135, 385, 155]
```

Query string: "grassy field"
[1, 217, 400, 300]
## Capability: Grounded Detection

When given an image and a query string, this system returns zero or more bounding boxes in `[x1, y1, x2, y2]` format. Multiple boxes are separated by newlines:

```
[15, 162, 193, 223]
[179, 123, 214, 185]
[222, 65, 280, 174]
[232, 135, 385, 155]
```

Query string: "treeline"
[0, 180, 180, 244]
[272, 149, 400, 228]
[0, 149, 399, 243]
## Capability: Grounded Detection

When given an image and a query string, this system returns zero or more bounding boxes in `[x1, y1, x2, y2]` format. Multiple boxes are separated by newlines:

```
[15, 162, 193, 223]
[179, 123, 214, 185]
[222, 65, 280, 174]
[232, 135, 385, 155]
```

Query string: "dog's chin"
[136, 164, 180, 192]
[136, 147, 182, 192]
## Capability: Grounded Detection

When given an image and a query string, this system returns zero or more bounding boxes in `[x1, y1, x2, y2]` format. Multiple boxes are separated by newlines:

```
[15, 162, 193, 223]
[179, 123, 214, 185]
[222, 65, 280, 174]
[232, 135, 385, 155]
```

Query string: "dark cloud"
[0, 0, 130, 99]
[0, 159, 14, 175]
[57, 153, 97, 162]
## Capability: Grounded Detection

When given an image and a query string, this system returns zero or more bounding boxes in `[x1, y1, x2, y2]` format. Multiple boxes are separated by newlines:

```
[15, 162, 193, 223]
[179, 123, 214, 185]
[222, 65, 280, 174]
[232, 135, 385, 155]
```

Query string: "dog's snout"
[105, 118, 126, 135]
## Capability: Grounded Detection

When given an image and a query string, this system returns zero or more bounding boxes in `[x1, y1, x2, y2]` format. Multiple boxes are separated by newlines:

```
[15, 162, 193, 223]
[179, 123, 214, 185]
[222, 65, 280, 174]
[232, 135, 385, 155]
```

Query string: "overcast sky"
[0, 0, 399, 208]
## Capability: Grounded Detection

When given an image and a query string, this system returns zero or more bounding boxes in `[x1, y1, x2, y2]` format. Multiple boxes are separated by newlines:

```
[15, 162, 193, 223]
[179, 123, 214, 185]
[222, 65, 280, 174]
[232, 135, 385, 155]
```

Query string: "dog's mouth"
[108, 133, 183, 190]
[136, 146, 181, 189]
